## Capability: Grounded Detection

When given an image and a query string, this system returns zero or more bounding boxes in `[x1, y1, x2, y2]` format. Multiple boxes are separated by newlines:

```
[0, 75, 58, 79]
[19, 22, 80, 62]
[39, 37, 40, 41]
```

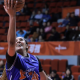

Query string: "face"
[71, 13, 74, 17]
[50, 71, 56, 77]
[32, 11, 35, 15]
[16, 37, 28, 53]
[52, 29, 55, 33]
[66, 25, 69, 30]
[39, 36, 42, 40]
[43, 22, 46, 26]
[75, 26, 78, 30]
[0, 60, 4, 66]
[30, 37, 34, 42]
[40, 28, 43, 33]
[67, 13, 70, 17]
[47, 22, 50, 26]
[38, 11, 41, 14]
[66, 69, 70, 75]
[45, 10, 48, 14]
[36, 28, 39, 33]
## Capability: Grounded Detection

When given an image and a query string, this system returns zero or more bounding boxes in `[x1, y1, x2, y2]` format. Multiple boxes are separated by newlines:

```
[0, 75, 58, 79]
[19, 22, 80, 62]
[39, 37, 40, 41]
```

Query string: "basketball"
[4, 0, 25, 12]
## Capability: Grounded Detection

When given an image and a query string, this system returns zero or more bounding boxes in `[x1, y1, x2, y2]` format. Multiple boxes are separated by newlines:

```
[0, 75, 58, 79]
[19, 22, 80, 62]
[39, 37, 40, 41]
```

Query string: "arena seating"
[0, 58, 80, 80]
[51, 59, 59, 71]
[0, 0, 79, 79]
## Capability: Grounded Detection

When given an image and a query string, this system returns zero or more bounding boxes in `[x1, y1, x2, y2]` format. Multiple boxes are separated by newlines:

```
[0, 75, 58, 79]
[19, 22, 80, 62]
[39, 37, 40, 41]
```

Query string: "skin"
[4, 0, 52, 80]
[66, 69, 70, 77]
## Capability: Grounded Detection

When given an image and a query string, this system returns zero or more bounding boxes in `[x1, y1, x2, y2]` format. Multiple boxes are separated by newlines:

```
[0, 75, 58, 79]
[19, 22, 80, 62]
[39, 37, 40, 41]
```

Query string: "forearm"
[7, 16, 16, 45]
[40, 71, 52, 80]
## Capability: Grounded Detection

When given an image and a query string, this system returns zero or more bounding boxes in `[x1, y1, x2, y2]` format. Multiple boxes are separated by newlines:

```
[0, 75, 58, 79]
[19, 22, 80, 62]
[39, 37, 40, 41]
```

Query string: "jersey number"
[20, 70, 26, 80]
[20, 70, 38, 80]
[31, 71, 38, 80]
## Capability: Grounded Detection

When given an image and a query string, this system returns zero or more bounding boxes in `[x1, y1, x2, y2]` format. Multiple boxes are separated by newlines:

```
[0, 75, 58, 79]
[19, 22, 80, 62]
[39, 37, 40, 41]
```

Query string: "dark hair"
[25, 39, 28, 45]
[71, 12, 74, 14]
[52, 27, 56, 30]
[44, 3, 48, 8]
[50, 70, 57, 74]
[24, 39, 28, 51]
[66, 68, 72, 77]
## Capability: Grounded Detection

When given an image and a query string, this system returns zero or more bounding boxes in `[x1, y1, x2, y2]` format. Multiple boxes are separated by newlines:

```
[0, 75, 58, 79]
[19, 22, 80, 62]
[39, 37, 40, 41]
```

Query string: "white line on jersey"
[10, 75, 12, 80]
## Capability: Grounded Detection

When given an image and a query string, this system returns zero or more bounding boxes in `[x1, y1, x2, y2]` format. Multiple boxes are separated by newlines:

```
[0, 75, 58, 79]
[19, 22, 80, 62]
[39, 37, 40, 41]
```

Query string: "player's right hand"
[4, 0, 18, 17]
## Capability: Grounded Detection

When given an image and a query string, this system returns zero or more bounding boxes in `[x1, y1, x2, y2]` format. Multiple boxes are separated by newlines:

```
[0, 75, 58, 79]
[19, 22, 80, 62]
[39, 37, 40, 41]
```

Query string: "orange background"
[62, 6, 80, 18]
[0, 41, 80, 55]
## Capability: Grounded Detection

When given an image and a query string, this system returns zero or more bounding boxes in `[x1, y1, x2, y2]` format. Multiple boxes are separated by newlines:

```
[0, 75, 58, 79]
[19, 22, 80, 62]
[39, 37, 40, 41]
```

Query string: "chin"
[16, 48, 23, 52]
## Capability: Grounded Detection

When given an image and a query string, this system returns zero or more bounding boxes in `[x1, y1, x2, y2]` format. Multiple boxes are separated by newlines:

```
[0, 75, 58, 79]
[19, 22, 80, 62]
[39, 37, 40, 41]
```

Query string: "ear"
[26, 44, 28, 49]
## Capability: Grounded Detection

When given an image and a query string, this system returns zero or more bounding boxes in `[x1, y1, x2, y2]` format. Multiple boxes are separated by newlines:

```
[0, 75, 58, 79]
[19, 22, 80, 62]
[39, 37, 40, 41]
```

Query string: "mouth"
[17, 43, 22, 47]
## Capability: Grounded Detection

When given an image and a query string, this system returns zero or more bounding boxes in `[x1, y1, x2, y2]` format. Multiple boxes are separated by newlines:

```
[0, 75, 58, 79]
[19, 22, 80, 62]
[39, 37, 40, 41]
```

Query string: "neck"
[17, 49, 27, 56]
[66, 74, 70, 77]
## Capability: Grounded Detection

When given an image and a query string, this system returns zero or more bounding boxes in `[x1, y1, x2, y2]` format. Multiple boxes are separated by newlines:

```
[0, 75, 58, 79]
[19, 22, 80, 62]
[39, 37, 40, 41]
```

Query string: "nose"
[17, 40, 21, 43]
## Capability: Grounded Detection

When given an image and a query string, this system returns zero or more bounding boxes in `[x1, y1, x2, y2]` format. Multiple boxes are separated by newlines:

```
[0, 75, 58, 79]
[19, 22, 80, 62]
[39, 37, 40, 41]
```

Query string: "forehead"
[16, 37, 24, 40]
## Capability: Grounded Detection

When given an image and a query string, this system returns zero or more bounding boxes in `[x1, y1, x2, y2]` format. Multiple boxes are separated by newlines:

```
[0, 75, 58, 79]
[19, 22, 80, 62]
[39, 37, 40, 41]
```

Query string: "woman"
[62, 68, 74, 80]
[50, 70, 60, 80]
[1, 0, 52, 80]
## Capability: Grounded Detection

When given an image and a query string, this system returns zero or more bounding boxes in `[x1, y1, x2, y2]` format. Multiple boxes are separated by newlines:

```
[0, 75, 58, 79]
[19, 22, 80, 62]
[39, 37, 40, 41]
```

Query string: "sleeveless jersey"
[5, 53, 40, 80]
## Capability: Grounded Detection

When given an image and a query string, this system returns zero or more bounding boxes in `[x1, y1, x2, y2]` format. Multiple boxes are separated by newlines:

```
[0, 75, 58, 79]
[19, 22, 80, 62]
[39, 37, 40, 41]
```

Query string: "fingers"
[5, 0, 8, 8]
[3, 6, 7, 12]
[8, 0, 10, 9]
[14, 1, 18, 9]
[11, 0, 13, 8]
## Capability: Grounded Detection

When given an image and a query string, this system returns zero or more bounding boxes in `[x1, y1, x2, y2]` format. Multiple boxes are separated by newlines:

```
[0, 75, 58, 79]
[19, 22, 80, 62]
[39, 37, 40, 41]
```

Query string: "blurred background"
[0, 0, 80, 80]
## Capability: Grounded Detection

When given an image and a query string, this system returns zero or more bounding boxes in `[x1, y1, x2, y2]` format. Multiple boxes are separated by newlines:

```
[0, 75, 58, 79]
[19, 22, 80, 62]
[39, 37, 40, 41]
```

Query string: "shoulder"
[71, 75, 74, 78]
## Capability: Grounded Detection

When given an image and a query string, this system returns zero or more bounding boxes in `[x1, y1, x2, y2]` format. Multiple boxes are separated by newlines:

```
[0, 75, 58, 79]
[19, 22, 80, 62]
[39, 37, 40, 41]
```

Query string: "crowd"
[16, 2, 80, 42]
[47, 68, 75, 80]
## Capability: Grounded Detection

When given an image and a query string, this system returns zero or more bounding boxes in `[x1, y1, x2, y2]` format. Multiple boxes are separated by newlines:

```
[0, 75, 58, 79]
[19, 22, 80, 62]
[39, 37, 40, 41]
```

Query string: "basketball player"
[1, 0, 52, 80]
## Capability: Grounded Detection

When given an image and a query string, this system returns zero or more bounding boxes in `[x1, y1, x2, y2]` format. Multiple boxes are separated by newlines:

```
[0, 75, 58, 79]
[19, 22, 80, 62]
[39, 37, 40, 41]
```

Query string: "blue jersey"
[6, 53, 40, 80]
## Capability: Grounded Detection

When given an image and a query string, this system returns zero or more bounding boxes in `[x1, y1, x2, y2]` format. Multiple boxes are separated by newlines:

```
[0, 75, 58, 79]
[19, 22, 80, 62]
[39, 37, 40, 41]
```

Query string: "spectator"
[70, 12, 80, 26]
[38, 35, 44, 42]
[62, 25, 73, 41]
[40, 22, 46, 28]
[29, 11, 36, 25]
[21, 4, 31, 15]
[42, 4, 49, 14]
[62, 68, 74, 80]
[29, 37, 34, 42]
[28, 25, 36, 35]
[58, 13, 70, 27]
[50, 70, 60, 80]
[0, 60, 4, 75]
[76, 34, 80, 41]
[34, 10, 43, 23]
[40, 28, 45, 39]
[36, 27, 40, 34]
[32, 28, 39, 42]
[48, 27, 60, 41]
[44, 22, 52, 33]
[42, 10, 51, 23]
[32, 32, 39, 42]
[16, 29, 27, 38]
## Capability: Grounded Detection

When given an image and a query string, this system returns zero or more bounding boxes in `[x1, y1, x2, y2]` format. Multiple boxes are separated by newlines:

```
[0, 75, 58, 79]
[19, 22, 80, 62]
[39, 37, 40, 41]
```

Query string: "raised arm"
[4, 0, 17, 56]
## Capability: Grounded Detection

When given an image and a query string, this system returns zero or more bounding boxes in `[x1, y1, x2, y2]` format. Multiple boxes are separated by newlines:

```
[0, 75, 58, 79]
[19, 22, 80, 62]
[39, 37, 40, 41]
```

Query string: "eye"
[20, 38, 23, 41]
